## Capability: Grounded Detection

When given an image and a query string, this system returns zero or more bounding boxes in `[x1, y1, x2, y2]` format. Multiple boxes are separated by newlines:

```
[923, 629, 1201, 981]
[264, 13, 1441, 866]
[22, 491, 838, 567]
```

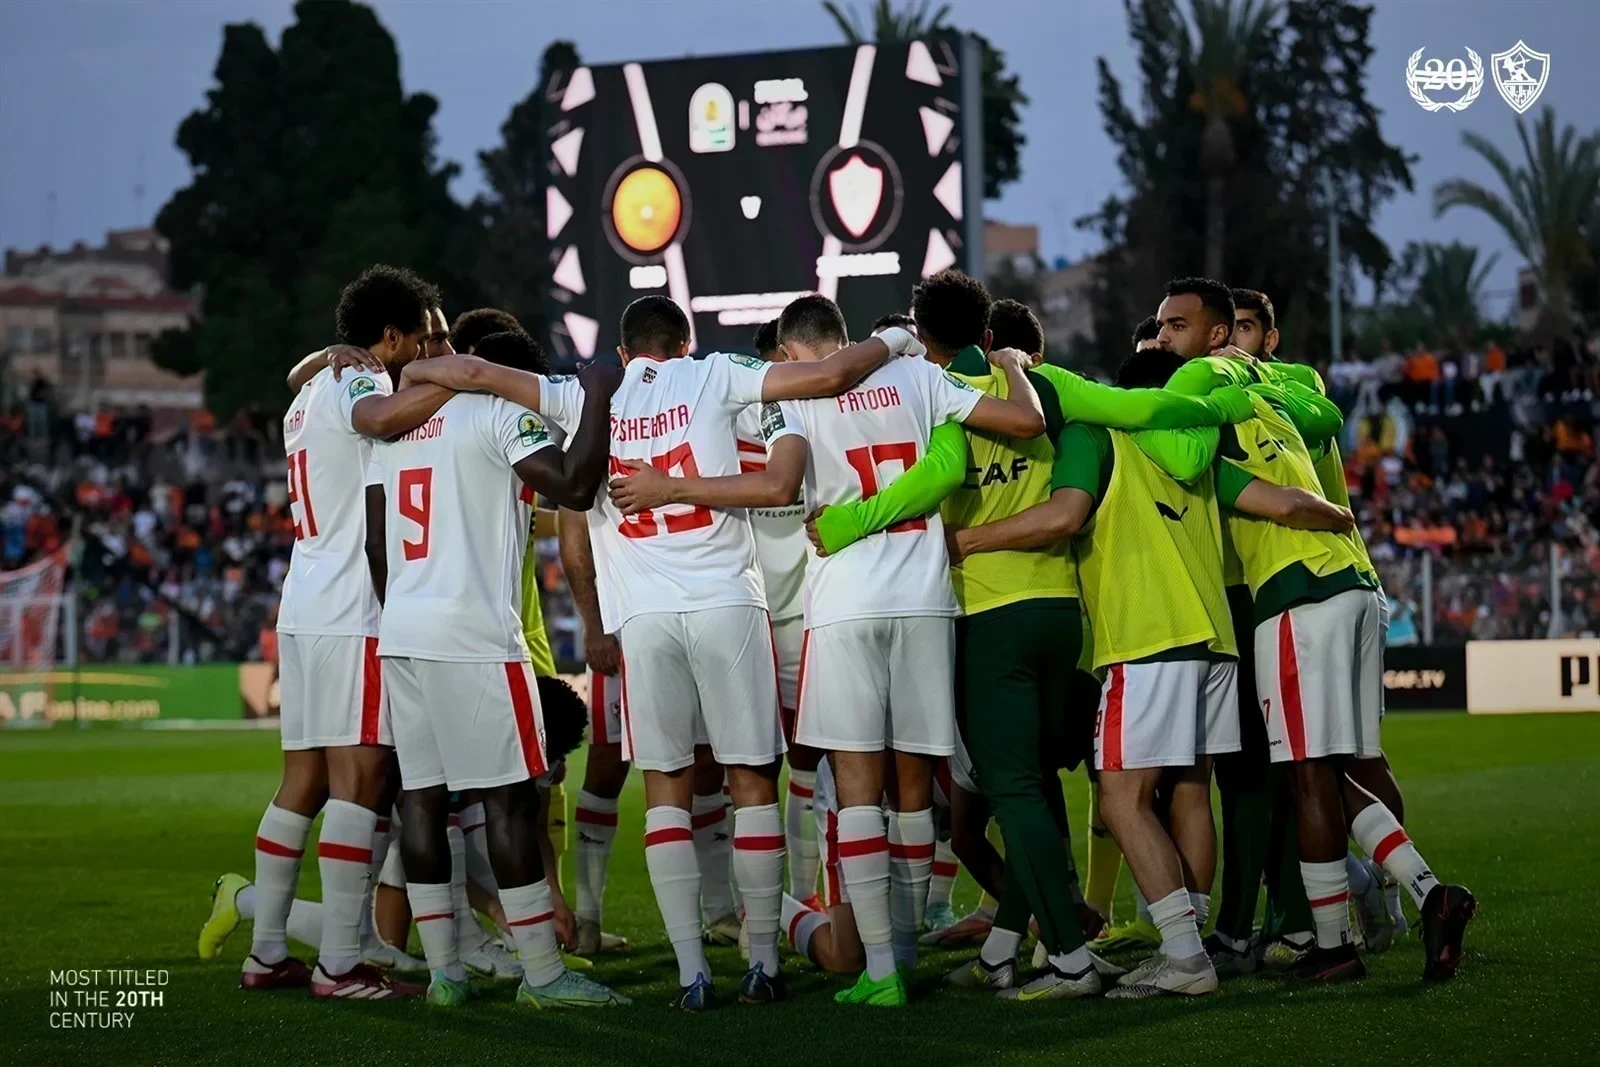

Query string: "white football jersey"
[735, 403, 807, 623]
[371, 392, 555, 662]
[539, 354, 770, 632]
[767, 358, 982, 629]
[277, 366, 392, 637]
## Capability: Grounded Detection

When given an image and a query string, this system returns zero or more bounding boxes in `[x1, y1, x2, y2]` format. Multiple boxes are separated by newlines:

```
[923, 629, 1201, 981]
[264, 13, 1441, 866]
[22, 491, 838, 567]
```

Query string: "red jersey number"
[286, 449, 318, 540]
[612, 443, 715, 538]
[398, 467, 433, 560]
[844, 442, 927, 532]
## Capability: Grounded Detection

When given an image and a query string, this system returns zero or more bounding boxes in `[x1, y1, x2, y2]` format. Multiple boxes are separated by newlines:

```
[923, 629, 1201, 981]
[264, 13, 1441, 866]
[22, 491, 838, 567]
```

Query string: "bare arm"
[1234, 480, 1354, 532]
[364, 485, 387, 605]
[609, 435, 807, 514]
[759, 326, 923, 401]
[949, 487, 1093, 562]
[558, 507, 620, 674]
[350, 386, 456, 440]
[960, 349, 1047, 438]
[513, 366, 621, 510]
[402, 355, 545, 411]
[287, 345, 385, 392]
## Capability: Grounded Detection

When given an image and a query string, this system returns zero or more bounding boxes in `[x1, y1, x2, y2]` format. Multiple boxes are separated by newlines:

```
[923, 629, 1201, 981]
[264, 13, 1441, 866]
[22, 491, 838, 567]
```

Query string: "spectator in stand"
[1480, 340, 1507, 405]
[1406, 342, 1442, 413]
[1374, 339, 1408, 405]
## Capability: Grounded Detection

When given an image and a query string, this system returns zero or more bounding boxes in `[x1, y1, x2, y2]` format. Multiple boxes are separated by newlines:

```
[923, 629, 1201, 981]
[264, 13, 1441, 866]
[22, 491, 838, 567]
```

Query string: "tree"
[154, 0, 476, 417]
[1399, 241, 1499, 340]
[471, 41, 581, 342]
[822, 0, 1027, 198]
[1077, 0, 1412, 368]
[1434, 108, 1600, 334]
[1177, 0, 1282, 279]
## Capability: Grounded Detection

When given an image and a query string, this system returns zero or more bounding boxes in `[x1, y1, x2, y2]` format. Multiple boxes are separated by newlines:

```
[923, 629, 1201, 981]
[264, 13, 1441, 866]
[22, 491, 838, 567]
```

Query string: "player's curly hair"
[989, 299, 1045, 357]
[620, 295, 691, 356]
[752, 319, 780, 359]
[535, 675, 587, 763]
[1131, 315, 1161, 347]
[1164, 276, 1235, 334]
[871, 311, 916, 335]
[1115, 348, 1185, 389]
[334, 265, 439, 348]
[911, 269, 991, 353]
[1232, 288, 1276, 334]
[452, 308, 523, 354]
[473, 330, 548, 373]
[777, 294, 849, 350]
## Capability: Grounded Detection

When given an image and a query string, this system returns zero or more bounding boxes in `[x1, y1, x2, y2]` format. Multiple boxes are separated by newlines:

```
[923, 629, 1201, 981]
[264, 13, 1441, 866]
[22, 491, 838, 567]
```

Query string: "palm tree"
[821, 1, 1027, 199]
[1172, 0, 1282, 280]
[1401, 241, 1500, 340]
[1434, 108, 1600, 334]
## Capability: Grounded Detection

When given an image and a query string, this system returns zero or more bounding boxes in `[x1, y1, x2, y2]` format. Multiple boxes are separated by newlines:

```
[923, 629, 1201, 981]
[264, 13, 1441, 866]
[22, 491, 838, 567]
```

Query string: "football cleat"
[945, 955, 1016, 990]
[923, 901, 959, 934]
[199, 873, 249, 960]
[361, 936, 427, 973]
[517, 968, 630, 1008]
[1258, 934, 1313, 972]
[425, 972, 471, 1007]
[671, 973, 716, 1012]
[1289, 943, 1366, 982]
[737, 964, 788, 1004]
[240, 953, 312, 990]
[309, 962, 424, 999]
[1106, 956, 1217, 999]
[575, 918, 630, 956]
[1352, 858, 1398, 954]
[704, 913, 742, 946]
[1420, 884, 1477, 982]
[1092, 918, 1160, 953]
[919, 909, 994, 948]
[1115, 953, 1166, 988]
[833, 969, 908, 1007]
[1089, 950, 1127, 979]
[463, 939, 524, 980]
[1204, 932, 1258, 978]
[998, 962, 1102, 1002]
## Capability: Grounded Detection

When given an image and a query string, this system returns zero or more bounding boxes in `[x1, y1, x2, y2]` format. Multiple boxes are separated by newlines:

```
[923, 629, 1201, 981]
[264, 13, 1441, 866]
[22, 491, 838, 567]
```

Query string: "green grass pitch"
[3, 711, 1598, 1064]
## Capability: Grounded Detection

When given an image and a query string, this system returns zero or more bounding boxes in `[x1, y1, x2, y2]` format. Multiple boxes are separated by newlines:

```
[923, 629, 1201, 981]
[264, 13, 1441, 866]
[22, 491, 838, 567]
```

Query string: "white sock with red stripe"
[692, 791, 735, 922]
[448, 820, 490, 955]
[887, 807, 935, 970]
[930, 838, 959, 911]
[645, 806, 711, 986]
[573, 789, 620, 924]
[1188, 891, 1211, 929]
[250, 804, 313, 965]
[782, 893, 829, 962]
[733, 803, 784, 977]
[785, 770, 820, 898]
[406, 881, 465, 981]
[359, 812, 394, 941]
[315, 799, 377, 976]
[836, 804, 896, 981]
[500, 879, 565, 988]
[459, 802, 498, 896]
[1149, 886, 1204, 961]
[1350, 803, 1439, 910]
[1300, 859, 1354, 950]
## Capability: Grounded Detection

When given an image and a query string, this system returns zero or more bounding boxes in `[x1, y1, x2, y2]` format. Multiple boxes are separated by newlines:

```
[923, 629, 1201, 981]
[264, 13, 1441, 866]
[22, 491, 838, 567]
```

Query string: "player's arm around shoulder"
[1231, 478, 1354, 532]
[947, 421, 1099, 562]
[758, 327, 918, 402]
[1131, 426, 1221, 485]
[609, 405, 806, 514]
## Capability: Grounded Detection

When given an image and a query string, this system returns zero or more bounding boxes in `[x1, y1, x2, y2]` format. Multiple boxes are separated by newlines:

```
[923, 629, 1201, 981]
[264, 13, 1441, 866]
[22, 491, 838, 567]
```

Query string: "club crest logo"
[828, 154, 885, 239]
[1405, 48, 1484, 112]
[1491, 40, 1550, 114]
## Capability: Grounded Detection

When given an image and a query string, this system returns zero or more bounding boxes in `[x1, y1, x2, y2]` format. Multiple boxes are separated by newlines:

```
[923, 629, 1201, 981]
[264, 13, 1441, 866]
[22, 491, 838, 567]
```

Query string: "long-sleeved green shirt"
[811, 351, 1253, 554]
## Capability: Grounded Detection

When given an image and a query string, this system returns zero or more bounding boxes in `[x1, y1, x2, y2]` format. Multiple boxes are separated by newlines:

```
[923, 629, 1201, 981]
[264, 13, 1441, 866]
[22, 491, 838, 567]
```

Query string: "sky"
[1, 0, 1595, 321]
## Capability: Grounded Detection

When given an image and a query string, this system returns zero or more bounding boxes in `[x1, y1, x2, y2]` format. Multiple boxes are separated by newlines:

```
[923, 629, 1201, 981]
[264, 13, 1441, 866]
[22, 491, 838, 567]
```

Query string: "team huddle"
[196, 263, 1476, 1010]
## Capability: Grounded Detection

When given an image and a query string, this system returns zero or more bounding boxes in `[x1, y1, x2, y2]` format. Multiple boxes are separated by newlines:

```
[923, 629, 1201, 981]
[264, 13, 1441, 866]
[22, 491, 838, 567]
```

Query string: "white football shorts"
[1256, 587, 1382, 763]
[383, 657, 548, 790]
[794, 616, 957, 757]
[1095, 658, 1240, 771]
[617, 605, 784, 772]
[278, 633, 391, 751]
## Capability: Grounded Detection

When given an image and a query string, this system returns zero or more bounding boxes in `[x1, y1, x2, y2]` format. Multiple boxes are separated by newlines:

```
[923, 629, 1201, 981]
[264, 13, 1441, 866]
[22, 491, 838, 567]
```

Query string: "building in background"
[980, 220, 1097, 364]
[0, 228, 199, 412]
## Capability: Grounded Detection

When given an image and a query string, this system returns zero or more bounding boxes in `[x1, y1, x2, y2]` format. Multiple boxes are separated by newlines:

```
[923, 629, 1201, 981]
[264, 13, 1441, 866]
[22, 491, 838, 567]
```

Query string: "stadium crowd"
[6, 329, 1598, 662]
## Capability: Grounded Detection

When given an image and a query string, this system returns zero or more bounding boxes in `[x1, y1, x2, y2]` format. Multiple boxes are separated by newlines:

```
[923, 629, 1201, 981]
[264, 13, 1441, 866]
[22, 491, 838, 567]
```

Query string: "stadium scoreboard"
[540, 34, 983, 361]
